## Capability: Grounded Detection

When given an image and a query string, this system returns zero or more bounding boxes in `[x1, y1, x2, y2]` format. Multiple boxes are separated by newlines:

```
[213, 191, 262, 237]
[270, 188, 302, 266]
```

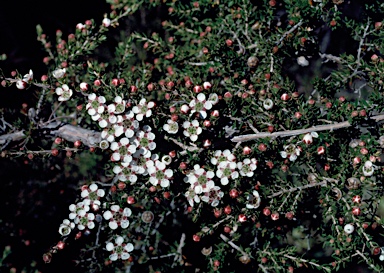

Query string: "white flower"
[343, 223, 354, 234]
[216, 161, 238, 185]
[74, 212, 95, 230]
[114, 111, 140, 138]
[110, 137, 137, 163]
[163, 119, 179, 134]
[208, 93, 219, 105]
[245, 190, 261, 209]
[76, 23, 85, 30]
[189, 93, 213, 119]
[16, 80, 27, 90]
[80, 183, 105, 211]
[297, 56, 309, 66]
[52, 68, 66, 79]
[263, 99, 274, 110]
[280, 144, 301, 161]
[237, 158, 257, 177]
[55, 84, 73, 101]
[302, 132, 318, 144]
[185, 186, 201, 207]
[101, 125, 122, 143]
[362, 161, 374, 176]
[185, 164, 215, 194]
[113, 162, 138, 183]
[132, 126, 156, 158]
[183, 120, 202, 142]
[86, 93, 106, 116]
[132, 98, 155, 121]
[80, 82, 89, 91]
[106, 236, 134, 261]
[22, 69, 33, 82]
[108, 96, 126, 114]
[58, 219, 75, 236]
[211, 150, 236, 166]
[68, 201, 90, 220]
[200, 186, 224, 207]
[103, 205, 132, 230]
[147, 159, 173, 187]
[102, 18, 111, 27]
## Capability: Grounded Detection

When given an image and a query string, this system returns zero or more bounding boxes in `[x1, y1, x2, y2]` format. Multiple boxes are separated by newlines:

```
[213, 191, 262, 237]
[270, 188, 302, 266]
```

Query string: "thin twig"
[276, 20, 303, 45]
[220, 234, 249, 258]
[283, 254, 331, 272]
[267, 181, 327, 198]
[232, 114, 384, 142]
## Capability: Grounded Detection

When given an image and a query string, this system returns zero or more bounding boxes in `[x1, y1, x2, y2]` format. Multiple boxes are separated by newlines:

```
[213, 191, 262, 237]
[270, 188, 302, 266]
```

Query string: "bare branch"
[232, 114, 384, 142]
[276, 20, 303, 45]
[0, 122, 101, 149]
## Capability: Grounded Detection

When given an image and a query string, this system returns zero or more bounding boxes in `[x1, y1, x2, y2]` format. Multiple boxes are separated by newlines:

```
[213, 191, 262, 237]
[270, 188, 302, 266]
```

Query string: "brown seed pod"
[141, 211, 155, 223]
[239, 255, 251, 264]
[331, 187, 342, 201]
[346, 177, 360, 190]
[201, 246, 212, 256]
[247, 56, 259, 68]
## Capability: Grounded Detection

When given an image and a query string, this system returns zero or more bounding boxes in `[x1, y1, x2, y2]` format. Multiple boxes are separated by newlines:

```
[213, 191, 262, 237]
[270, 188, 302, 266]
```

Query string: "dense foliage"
[1, 0, 384, 272]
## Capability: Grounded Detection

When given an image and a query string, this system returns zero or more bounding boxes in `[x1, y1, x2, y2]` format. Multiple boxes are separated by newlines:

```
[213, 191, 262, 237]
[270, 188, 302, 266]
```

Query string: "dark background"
[0, 1, 378, 272]
[0, 1, 109, 272]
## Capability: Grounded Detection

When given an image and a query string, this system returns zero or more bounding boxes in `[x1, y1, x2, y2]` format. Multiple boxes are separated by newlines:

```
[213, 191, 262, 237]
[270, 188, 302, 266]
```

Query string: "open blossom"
[110, 137, 137, 163]
[302, 132, 319, 144]
[68, 201, 95, 230]
[101, 125, 123, 143]
[113, 161, 138, 183]
[280, 144, 301, 161]
[68, 201, 90, 220]
[200, 185, 224, 207]
[216, 161, 238, 185]
[108, 96, 126, 114]
[103, 205, 132, 230]
[189, 93, 213, 119]
[55, 84, 73, 101]
[147, 159, 173, 187]
[80, 183, 105, 211]
[106, 236, 134, 261]
[211, 149, 236, 166]
[132, 98, 155, 121]
[115, 111, 140, 138]
[185, 186, 201, 207]
[183, 120, 202, 142]
[246, 190, 261, 209]
[362, 160, 375, 176]
[86, 93, 107, 116]
[58, 219, 75, 236]
[184, 164, 215, 194]
[263, 99, 274, 110]
[19, 69, 33, 85]
[163, 119, 179, 134]
[132, 125, 156, 158]
[52, 68, 66, 79]
[74, 212, 96, 230]
[237, 158, 257, 177]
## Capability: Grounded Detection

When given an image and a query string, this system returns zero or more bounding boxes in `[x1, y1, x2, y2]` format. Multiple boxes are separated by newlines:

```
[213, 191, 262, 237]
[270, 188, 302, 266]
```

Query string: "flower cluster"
[58, 182, 104, 235]
[16, 69, 33, 89]
[184, 150, 259, 207]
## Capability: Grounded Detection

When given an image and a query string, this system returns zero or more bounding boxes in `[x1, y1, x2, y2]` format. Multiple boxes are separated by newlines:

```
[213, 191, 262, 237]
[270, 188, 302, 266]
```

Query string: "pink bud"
[281, 93, 290, 101]
[193, 85, 202, 93]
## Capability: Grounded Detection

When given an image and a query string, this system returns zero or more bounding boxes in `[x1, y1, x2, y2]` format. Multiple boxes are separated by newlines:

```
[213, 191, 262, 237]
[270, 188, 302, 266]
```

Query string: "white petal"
[125, 243, 134, 252]
[106, 242, 114, 251]
[115, 236, 124, 245]
[109, 221, 118, 230]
